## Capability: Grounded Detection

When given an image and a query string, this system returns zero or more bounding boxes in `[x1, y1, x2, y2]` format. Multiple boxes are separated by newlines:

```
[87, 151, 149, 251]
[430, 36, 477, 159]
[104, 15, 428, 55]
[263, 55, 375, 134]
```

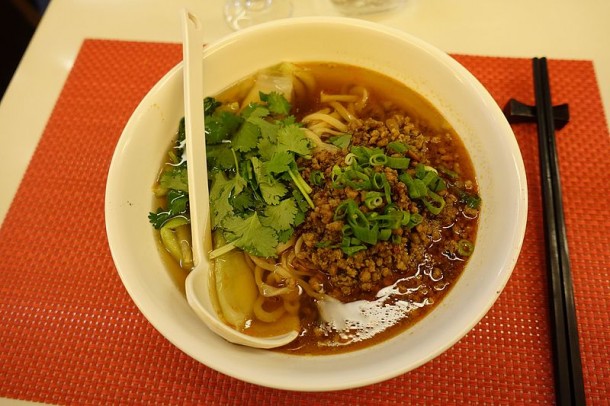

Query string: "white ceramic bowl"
[105, 17, 527, 391]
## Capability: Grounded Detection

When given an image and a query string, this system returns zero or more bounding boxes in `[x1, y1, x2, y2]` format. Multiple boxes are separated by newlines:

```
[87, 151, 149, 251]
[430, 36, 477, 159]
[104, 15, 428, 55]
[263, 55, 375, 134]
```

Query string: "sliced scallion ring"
[457, 239, 474, 257]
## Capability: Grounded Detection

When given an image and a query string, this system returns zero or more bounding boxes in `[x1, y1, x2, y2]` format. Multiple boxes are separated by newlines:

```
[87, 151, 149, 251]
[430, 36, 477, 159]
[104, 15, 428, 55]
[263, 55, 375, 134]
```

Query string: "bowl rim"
[105, 16, 528, 391]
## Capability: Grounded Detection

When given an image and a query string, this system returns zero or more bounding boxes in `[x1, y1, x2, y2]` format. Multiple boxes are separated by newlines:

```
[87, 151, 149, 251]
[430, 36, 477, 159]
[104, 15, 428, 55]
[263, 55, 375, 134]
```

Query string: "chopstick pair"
[505, 57, 585, 406]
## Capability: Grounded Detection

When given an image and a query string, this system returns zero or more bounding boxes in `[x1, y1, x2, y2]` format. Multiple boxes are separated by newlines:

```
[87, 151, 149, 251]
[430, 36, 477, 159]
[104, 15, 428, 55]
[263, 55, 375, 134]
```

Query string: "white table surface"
[1, 0, 609, 226]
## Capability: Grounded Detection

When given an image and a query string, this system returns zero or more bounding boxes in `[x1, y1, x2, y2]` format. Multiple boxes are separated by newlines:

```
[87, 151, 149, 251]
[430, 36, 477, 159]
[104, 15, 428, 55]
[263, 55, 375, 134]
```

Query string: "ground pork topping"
[295, 114, 479, 302]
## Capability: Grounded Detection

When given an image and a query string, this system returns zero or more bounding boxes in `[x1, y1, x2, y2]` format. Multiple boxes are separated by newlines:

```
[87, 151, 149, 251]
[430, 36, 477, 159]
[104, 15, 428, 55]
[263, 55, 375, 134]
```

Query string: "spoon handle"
[181, 9, 211, 266]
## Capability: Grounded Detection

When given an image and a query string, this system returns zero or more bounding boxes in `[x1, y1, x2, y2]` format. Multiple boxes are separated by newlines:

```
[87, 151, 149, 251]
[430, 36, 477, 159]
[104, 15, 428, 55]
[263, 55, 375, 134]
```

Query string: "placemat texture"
[1, 39, 609, 405]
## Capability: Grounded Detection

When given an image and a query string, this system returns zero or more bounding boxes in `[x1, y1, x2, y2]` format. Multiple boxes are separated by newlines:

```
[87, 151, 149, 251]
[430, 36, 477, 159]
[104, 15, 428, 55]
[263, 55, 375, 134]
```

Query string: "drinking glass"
[330, 0, 406, 15]
[224, 0, 294, 30]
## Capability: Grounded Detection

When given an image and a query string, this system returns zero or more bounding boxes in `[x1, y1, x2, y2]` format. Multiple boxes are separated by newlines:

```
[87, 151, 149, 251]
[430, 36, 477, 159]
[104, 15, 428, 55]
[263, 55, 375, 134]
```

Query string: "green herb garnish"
[204, 92, 314, 259]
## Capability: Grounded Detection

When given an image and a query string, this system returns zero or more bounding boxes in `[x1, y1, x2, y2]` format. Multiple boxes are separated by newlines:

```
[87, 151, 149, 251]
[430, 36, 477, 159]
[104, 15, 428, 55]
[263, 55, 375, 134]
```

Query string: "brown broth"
[292, 63, 451, 132]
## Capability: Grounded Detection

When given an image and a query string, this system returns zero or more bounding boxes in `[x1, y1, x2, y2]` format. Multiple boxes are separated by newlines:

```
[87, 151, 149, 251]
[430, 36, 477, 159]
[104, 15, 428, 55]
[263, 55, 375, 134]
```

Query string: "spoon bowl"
[186, 265, 299, 348]
[180, 9, 298, 349]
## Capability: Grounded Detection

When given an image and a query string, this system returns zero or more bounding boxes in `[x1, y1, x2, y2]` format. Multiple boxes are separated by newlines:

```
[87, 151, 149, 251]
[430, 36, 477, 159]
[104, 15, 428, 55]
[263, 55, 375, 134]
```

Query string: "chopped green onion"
[371, 172, 385, 190]
[415, 163, 427, 179]
[423, 190, 446, 215]
[459, 190, 481, 209]
[331, 165, 343, 188]
[381, 173, 392, 204]
[344, 153, 357, 166]
[383, 203, 400, 214]
[378, 228, 392, 241]
[407, 213, 423, 229]
[369, 153, 388, 166]
[329, 133, 352, 149]
[398, 172, 413, 186]
[327, 142, 466, 256]
[351, 145, 384, 166]
[401, 211, 411, 226]
[364, 191, 383, 209]
[309, 170, 325, 187]
[343, 169, 371, 190]
[342, 224, 353, 236]
[334, 199, 356, 220]
[350, 237, 362, 246]
[438, 165, 459, 179]
[429, 177, 447, 192]
[386, 156, 410, 169]
[373, 210, 403, 229]
[352, 222, 378, 245]
[347, 205, 369, 229]
[408, 179, 428, 199]
[350, 146, 369, 164]
[421, 170, 438, 186]
[341, 245, 367, 256]
[386, 141, 409, 154]
[457, 239, 475, 256]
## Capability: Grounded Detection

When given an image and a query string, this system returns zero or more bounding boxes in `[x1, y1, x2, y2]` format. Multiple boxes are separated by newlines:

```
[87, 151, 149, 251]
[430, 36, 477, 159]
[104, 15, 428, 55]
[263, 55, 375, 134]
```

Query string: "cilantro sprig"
[149, 91, 314, 259]
[148, 119, 190, 230]
[205, 92, 315, 259]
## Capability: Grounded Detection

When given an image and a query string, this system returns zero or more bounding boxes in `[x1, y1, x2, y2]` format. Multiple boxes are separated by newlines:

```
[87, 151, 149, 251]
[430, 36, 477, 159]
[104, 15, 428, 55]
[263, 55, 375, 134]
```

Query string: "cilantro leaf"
[204, 97, 221, 116]
[279, 115, 297, 126]
[328, 133, 352, 149]
[232, 104, 276, 153]
[205, 111, 242, 145]
[259, 177, 288, 206]
[231, 191, 257, 212]
[293, 209, 305, 227]
[277, 124, 312, 156]
[241, 104, 269, 119]
[261, 198, 298, 231]
[230, 173, 247, 197]
[159, 166, 189, 192]
[263, 151, 293, 175]
[251, 156, 287, 205]
[148, 190, 189, 229]
[260, 91, 291, 115]
[179, 95, 316, 259]
[257, 136, 279, 161]
[232, 121, 260, 152]
[209, 171, 246, 227]
[249, 116, 279, 142]
[290, 188, 309, 228]
[222, 213, 278, 258]
[176, 117, 186, 145]
[209, 172, 234, 227]
[167, 189, 189, 214]
[277, 228, 294, 244]
[148, 209, 171, 229]
[207, 144, 236, 171]
[292, 188, 310, 212]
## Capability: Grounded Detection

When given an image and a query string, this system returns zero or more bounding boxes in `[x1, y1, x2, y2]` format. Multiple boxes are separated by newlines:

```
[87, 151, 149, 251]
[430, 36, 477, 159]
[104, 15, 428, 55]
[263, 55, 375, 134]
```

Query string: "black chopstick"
[533, 57, 585, 406]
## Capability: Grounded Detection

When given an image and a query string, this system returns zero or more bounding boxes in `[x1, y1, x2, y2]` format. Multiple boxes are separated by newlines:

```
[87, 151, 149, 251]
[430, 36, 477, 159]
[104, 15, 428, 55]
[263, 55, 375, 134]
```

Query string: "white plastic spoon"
[180, 9, 298, 349]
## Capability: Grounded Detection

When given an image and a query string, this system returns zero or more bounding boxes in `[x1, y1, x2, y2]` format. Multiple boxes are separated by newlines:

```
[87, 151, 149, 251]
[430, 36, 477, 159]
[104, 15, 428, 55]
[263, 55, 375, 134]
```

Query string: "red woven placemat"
[1, 39, 609, 405]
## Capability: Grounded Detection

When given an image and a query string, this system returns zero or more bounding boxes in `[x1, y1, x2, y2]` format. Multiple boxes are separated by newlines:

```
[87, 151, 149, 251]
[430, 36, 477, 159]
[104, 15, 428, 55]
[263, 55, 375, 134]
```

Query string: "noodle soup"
[150, 62, 480, 355]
